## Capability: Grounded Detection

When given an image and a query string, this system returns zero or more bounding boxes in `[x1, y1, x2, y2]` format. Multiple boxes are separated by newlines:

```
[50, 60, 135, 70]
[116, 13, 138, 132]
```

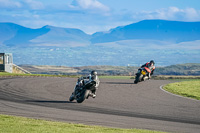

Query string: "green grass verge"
[1, 72, 200, 80]
[153, 75, 200, 80]
[163, 80, 200, 100]
[99, 75, 134, 79]
[0, 114, 166, 133]
[0, 72, 79, 78]
[0, 72, 134, 79]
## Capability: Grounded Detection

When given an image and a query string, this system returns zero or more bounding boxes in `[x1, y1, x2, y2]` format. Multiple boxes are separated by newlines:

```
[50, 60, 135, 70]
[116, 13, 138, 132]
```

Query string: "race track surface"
[0, 77, 200, 133]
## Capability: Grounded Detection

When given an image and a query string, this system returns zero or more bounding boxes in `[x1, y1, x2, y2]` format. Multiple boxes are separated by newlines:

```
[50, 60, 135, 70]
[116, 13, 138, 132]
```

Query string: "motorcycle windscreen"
[84, 81, 96, 89]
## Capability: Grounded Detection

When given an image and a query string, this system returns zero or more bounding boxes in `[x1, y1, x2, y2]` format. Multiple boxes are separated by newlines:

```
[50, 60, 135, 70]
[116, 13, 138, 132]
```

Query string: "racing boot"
[92, 91, 96, 98]
[92, 93, 96, 98]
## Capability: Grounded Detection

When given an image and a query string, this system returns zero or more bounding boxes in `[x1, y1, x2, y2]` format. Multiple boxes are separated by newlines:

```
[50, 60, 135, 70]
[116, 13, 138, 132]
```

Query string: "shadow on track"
[26, 100, 76, 103]
[103, 82, 133, 85]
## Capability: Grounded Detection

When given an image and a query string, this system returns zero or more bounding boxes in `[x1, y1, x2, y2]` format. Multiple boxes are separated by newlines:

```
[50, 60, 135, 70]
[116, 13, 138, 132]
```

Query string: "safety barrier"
[13, 64, 31, 74]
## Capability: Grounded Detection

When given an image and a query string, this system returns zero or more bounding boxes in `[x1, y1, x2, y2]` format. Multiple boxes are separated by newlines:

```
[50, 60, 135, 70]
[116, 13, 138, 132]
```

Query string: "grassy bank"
[99, 75, 133, 79]
[0, 72, 79, 78]
[153, 75, 200, 80]
[2, 72, 200, 80]
[163, 80, 200, 100]
[99, 75, 200, 80]
[0, 114, 166, 133]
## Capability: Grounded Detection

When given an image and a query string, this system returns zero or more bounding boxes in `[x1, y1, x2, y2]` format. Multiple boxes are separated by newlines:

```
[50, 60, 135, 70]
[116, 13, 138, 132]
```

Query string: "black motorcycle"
[69, 80, 96, 103]
[134, 67, 151, 84]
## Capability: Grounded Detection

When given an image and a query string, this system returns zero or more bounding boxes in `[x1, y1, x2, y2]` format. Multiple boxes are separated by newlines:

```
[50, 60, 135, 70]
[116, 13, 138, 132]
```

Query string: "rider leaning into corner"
[72, 70, 100, 98]
[141, 60, 155, 79]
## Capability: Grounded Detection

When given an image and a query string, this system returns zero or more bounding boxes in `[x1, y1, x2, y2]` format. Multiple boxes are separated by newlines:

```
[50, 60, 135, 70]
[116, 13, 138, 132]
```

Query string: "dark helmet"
[91, 70, 97, 75]
[150, 60, 155, 65]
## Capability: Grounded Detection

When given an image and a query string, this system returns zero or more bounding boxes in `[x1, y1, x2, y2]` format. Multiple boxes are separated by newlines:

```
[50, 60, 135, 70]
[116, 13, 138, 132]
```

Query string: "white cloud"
[185, 8, 199, 20]
[23, 0, 44, 10]
[1, 1, 200, 35]
[0, 0, 22, 9]
[0, 0, 44, 10]
[70, 0, 110, 14]
[131, 7, 200, 22]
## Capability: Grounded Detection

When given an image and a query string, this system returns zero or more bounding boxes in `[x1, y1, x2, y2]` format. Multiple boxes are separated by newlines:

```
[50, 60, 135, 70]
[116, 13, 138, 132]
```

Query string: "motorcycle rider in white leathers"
[72, 70, 100, 98]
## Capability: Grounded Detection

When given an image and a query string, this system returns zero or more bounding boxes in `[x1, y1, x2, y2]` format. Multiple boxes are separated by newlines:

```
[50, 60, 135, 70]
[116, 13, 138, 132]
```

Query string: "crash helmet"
[150, 60, 155, 65]
[91, 70, 97, 76]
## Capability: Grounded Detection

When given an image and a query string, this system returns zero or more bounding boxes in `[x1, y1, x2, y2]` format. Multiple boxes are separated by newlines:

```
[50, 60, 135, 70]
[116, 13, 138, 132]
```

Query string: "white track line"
[160, 85, 200, 102]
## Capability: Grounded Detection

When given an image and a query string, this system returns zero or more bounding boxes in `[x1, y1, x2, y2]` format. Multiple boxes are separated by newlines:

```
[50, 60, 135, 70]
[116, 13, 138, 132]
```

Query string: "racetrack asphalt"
[0, 77, 200, 133]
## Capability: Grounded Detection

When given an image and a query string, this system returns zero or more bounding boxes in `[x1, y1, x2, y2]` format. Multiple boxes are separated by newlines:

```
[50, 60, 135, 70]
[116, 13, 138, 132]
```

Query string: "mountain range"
[0, 20, 200, 47]
[92, 20, 200, 43]
[0, 20, 200, 66]
[0, 22, 90, 47]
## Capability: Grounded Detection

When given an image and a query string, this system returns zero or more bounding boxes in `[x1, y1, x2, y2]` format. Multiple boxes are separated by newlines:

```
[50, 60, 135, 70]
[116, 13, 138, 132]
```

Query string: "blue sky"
[0, 0, 200, 34]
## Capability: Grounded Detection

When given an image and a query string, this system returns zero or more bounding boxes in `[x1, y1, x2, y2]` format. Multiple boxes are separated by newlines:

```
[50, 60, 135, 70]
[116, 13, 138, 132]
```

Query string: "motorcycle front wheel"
[134, 74, 143, 84]
[76, 89, 90, 103]
[69, 94, 75, 102]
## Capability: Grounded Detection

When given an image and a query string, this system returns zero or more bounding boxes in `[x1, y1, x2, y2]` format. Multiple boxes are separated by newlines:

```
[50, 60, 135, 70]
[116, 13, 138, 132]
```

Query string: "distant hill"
[155, 63, 200, 75]
[91, 20, 200, 44]
[0, 23, 90, 47]
[31, 25, 91, 47]
[20, 63, 200, 76]
[1, 20, 200, 46]
[1, 20, 200, 66]
[0, 23, 49, 46]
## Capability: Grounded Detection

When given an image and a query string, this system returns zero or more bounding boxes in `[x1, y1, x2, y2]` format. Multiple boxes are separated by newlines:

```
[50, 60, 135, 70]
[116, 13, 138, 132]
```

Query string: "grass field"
[0, 72, 134, 79]
[0, 114, 166, 133]
[0, 72, 79, 78]
[1, 72, 200, 80]
[99, 75, 133, 79]
[163, 80, 200, 100]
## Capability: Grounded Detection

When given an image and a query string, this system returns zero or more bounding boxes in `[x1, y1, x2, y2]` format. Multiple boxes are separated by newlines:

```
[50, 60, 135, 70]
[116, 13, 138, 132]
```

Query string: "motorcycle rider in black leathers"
[72, 70, 100, 98]
[141, 60, 155, 79]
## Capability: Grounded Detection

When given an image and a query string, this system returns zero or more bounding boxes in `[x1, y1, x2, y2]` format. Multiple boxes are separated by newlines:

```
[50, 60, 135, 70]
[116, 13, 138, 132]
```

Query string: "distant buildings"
[0, 53, 13, 73]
